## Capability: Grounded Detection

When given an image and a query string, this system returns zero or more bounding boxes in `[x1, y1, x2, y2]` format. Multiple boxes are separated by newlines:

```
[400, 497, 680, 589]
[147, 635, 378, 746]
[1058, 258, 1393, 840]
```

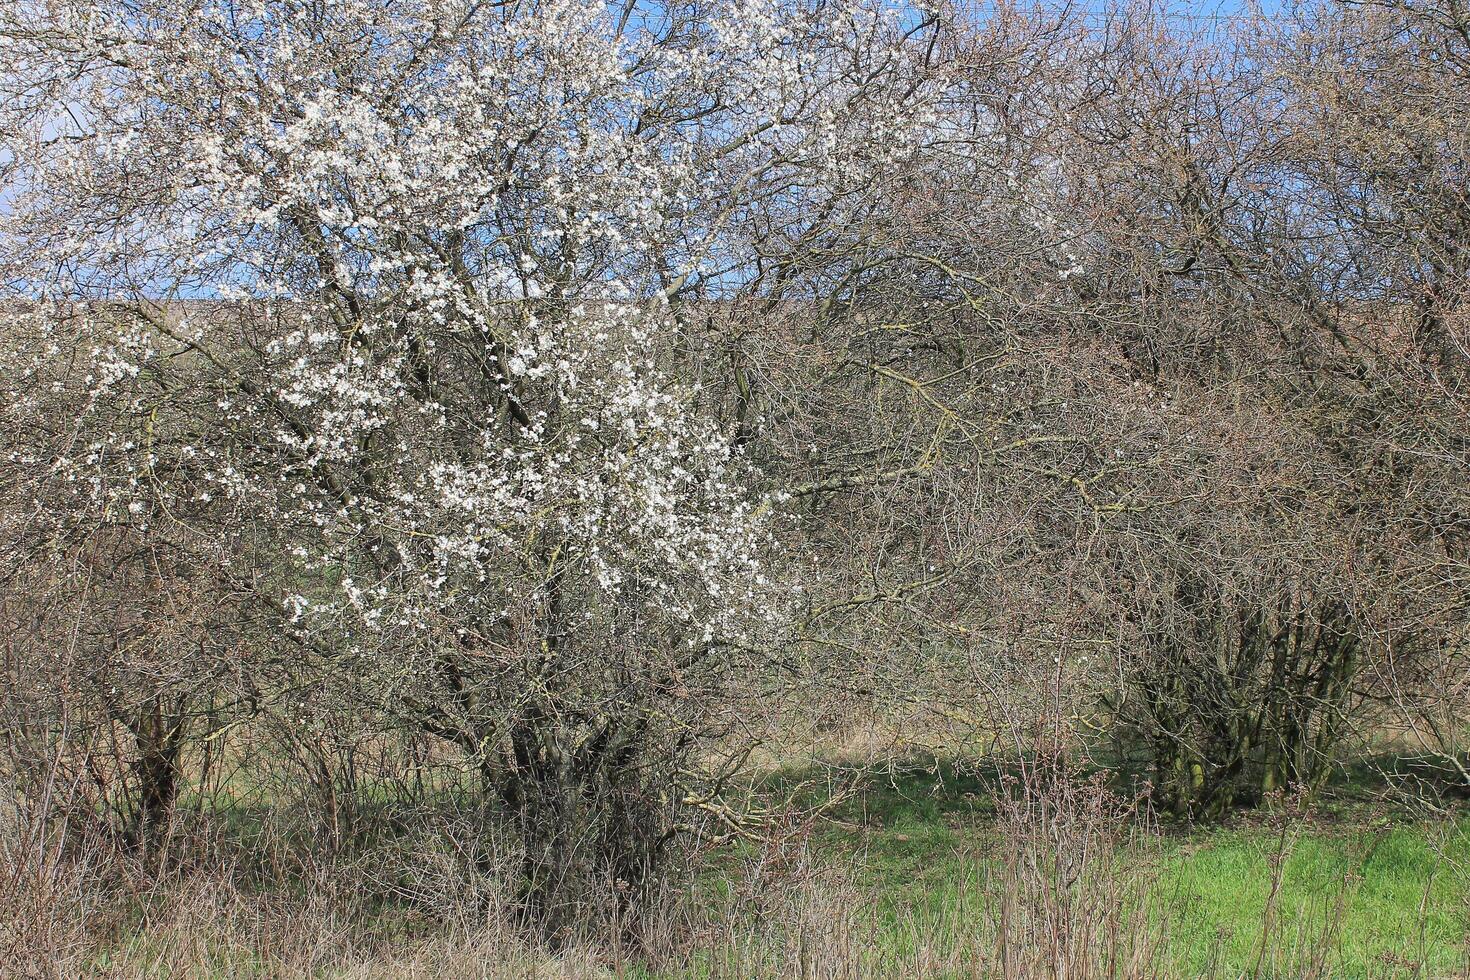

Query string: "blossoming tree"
[0, 0, 940, 935]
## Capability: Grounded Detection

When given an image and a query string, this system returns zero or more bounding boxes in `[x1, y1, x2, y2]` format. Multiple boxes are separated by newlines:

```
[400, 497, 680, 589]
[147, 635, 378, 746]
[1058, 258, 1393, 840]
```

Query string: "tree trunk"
[126, 703, 184, 860]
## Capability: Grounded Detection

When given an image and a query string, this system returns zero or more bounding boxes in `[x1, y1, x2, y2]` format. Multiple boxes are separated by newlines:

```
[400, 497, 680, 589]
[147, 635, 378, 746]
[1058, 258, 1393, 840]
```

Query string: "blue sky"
[967, 0, 1287, 22]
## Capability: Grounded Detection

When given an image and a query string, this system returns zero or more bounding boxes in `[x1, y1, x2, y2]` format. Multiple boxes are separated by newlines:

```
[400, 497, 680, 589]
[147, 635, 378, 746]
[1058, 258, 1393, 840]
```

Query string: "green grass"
[85, 759, 1470, 977]
[1156, 822, 1469, 977]
[765, 762, 1470, 978]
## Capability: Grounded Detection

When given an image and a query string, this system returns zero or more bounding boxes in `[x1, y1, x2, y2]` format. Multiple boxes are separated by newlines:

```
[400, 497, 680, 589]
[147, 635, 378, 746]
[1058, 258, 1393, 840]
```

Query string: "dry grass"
[3, 761, 1466, 980]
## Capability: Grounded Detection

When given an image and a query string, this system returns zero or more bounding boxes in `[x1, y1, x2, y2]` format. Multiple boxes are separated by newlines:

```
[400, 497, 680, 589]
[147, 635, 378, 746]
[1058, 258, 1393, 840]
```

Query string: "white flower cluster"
[0, 0, 939, 667]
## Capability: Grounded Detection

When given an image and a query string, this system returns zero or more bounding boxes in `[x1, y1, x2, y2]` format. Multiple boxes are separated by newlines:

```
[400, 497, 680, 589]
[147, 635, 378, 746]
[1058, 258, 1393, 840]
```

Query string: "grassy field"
[656, 762, 1470, 979]
[33, 759, 1470, 978]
